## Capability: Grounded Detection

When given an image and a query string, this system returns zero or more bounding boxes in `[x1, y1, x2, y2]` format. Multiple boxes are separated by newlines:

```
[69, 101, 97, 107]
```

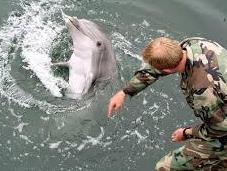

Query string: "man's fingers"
[108, 102, 120, 117]
[108, 102, 115, 117]
[107, 102, 122, 118]
[114, 104, 122, 112]
[171, 137, 176, 142]
[172, 133, 176, 137]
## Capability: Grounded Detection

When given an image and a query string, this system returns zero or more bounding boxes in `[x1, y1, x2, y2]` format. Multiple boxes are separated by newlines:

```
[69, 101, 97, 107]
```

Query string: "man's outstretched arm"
[107, 63, 167, 117]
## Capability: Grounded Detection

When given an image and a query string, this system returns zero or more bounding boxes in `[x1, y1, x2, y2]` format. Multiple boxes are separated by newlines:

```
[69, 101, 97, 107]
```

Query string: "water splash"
[0, 0, 86, 113]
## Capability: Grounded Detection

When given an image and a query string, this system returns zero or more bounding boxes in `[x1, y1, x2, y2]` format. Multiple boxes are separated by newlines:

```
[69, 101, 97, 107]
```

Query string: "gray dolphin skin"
[53, 11, 117, 99]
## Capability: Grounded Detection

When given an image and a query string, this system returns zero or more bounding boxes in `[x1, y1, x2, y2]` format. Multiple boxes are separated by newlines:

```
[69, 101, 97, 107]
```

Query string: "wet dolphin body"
[53, 12, 117, 99]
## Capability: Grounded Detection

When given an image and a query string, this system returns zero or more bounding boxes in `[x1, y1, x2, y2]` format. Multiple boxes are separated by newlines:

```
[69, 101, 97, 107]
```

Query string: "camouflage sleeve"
[123, 63, 167, 96]
[191, 86, 227, 141]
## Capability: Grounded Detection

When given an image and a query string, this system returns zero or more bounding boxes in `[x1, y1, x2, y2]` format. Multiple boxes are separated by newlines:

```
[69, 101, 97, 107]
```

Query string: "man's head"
[142, 37, 183, 72]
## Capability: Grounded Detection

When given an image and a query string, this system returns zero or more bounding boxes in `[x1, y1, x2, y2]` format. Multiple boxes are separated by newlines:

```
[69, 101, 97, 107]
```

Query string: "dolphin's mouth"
[61, 10, 80, 31]
[68, 18, 80, 30]
[66, 17, 90, 39]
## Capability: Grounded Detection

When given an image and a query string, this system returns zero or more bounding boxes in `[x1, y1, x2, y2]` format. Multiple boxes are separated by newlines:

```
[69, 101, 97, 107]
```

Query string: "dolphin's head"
[62, 12, 106, 43]
[61, 11, 117, 99]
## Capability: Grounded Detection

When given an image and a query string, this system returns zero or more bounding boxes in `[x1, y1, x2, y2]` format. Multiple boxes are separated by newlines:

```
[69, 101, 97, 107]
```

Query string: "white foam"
[148, 103, 160, 116]
[20, 1, 68, 97]
[40, 116, 50, 121]
[49, 141, 62, 149]
[143, 97, 148, 105]
[14, 122, 29, 133]
[120, 129, 148, 144]
[157, 29, 169, 36]
[9, 108, 23, 119]
[142, 20, 150, 27]
[20, 135, 33, 143]
[77, 127, 112, 151]
[112, 32, 142, 61]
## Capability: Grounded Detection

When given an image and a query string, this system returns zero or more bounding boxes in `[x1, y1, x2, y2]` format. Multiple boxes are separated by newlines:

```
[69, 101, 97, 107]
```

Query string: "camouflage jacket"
[123, 37, 227, 142]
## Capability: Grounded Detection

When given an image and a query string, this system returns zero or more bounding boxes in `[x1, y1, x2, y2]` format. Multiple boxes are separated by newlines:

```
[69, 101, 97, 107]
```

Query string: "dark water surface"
[0, 0, 227, 170]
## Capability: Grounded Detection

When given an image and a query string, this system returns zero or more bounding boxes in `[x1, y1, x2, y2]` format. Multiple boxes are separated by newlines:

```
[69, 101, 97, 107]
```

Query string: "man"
[108, 37, 227, 170]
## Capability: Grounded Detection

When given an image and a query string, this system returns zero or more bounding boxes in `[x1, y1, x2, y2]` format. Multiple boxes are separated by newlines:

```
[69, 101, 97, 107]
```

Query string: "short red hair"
[142, 37, 183, 69]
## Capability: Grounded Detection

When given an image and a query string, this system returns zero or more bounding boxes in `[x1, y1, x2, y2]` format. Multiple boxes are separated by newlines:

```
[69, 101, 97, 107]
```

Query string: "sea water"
[0, 0, 227, 170]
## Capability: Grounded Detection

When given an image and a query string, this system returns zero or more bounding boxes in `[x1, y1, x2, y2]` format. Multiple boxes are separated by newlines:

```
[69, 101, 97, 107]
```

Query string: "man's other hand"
[171, 128, 186, 142]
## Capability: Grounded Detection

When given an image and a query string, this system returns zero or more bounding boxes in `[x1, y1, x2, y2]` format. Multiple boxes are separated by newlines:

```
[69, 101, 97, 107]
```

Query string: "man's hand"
[107, 90, 126, 118]
[171, 127, 192, 142]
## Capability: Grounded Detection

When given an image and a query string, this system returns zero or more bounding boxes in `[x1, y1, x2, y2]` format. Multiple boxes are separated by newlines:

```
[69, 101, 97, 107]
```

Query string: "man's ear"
[162, 68, 176, 74]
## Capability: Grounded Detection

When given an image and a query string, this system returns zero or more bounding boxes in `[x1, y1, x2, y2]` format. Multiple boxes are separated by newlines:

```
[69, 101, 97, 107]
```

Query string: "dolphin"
[53, 11, 117, 99]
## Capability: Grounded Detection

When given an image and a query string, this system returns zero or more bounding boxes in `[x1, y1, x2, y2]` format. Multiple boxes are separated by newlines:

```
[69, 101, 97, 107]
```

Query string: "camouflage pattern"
[122, 62, 167, 96]
[123, 37, 227, 170]
[180, 37, 227, 142]
[155, 140, 227, 171]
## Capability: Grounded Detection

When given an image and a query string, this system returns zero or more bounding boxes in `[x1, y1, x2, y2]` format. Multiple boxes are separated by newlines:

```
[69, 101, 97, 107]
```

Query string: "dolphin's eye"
[96, 41, 102, 47]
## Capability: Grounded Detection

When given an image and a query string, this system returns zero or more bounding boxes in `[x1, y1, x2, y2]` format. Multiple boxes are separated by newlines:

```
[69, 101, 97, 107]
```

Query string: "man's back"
[180, 37, 227, 144]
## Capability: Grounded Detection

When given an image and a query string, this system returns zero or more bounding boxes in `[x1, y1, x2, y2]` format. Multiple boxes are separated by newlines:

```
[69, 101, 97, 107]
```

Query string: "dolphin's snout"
[61, 10, 72, 23]
[61, 10, 80, 29]
[61, 9, 68, 19]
